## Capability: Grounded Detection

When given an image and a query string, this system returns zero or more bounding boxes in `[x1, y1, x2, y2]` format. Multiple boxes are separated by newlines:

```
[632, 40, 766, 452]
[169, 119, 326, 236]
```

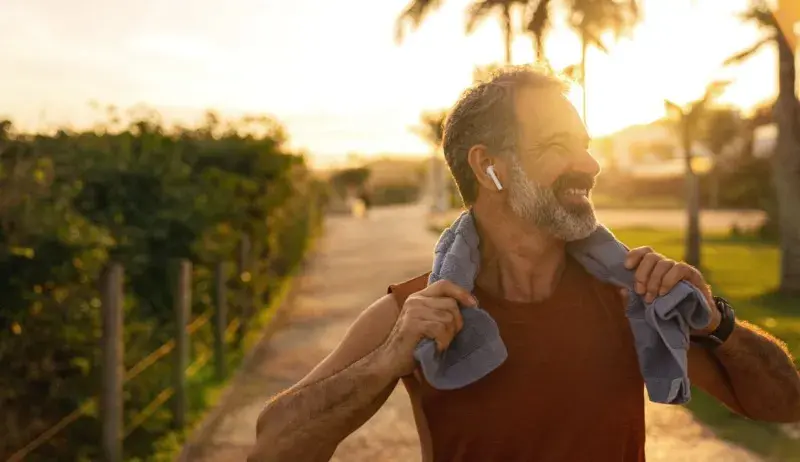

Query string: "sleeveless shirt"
[388, 256, 646, 462]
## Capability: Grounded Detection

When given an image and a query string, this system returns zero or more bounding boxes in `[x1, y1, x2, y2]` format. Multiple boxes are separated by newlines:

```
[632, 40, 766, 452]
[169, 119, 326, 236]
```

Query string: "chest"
[496, 283, 637, 372]
[416, 281, 644, 422]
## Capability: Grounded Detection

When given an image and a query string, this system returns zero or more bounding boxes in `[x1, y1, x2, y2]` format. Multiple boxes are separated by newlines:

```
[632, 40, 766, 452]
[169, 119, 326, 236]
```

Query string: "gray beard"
[507, 162, 598, 241]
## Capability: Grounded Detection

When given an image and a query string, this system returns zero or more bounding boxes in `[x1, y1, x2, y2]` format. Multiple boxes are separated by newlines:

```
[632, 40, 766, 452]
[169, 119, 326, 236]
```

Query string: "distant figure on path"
[249, 66, 800, 462]
[358, 188, 371, 216]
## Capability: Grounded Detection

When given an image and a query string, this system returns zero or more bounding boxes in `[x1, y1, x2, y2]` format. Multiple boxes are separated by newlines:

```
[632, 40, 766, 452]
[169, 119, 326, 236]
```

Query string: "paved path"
[181, 204, 761, 462]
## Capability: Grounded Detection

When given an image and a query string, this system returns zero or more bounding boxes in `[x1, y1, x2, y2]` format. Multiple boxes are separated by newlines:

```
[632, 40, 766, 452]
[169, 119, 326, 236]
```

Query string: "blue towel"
[416, 212, 508, 390]
[415, 210, 712, 404]
[567, 224, 712, 404]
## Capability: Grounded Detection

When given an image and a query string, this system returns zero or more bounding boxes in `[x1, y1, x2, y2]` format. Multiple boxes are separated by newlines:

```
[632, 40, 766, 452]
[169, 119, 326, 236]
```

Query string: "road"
[180, 204, 761, 462]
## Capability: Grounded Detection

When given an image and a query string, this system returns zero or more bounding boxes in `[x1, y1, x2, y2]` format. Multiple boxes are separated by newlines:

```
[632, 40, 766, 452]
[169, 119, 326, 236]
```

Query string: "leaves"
[725, 1, 782, 67]
[524, 0, 553, 56]
[664, 80, 731, 121]
[698, 107, 744, 156]
[664, 99, 683, 118]
[465, 0, 524, 34]
[0, 109, 324, 461]
[567, 0, 639, 51]
[739, 0, 778, 30]
[395, 0, 446, 43]
[724, 35, 776, 65]
[411, 109, 448, 149]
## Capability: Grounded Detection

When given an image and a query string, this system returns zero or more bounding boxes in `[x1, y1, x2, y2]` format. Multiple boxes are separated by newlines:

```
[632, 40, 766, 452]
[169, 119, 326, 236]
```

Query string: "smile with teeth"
[562, 188, 588, 196]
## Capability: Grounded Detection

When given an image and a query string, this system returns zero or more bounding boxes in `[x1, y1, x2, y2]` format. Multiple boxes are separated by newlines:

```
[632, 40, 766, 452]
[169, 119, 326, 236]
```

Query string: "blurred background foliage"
[0, 109, 326, 461]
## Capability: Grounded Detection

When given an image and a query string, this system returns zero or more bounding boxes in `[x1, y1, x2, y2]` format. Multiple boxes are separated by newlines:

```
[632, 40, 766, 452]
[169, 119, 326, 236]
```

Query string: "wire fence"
[6, 256, 251, 462]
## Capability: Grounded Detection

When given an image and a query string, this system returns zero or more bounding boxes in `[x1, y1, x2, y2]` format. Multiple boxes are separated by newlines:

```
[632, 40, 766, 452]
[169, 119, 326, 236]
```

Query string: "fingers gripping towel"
[417, 210, 712, 404]
[415, 212, 509, 390]
[567, 225, 712, 404]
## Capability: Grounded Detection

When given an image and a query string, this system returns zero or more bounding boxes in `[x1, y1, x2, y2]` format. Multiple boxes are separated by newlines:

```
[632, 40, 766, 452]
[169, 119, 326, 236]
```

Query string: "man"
[250, 66, 800, 461]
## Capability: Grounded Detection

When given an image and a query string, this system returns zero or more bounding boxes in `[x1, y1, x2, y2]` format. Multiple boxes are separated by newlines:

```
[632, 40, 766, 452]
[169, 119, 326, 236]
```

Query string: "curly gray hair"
[442, 65, 569, 205]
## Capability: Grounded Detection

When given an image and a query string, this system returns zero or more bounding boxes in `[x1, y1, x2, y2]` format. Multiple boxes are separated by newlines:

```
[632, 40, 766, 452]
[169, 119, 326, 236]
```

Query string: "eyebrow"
[532, 132, 591, 147]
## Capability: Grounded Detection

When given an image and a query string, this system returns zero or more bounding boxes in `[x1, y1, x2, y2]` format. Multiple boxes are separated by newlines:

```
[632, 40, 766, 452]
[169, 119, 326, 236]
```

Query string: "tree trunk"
[709, 165, 719, 209]
[580, 31, 588, 129]
[771, 33, 800, 294]
[684, 121, 701, 268]
[535, 36, 545, 63]
[503, 5, 513, 64]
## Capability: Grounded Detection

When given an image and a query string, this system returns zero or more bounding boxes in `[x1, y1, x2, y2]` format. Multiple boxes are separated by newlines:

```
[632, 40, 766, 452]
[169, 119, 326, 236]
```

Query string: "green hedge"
[0, 112, 325, 461]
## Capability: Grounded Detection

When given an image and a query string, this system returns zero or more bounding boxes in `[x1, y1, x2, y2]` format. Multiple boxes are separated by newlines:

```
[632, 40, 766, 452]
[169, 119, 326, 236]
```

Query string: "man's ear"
[467, 144, 505, 192]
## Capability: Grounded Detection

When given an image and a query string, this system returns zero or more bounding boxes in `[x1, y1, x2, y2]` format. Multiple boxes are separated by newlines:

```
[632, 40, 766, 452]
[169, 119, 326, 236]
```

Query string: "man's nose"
[572, 149, 601, 178]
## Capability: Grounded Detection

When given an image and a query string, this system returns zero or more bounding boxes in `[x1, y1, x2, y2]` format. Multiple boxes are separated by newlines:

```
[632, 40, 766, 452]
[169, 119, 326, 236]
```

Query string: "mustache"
[552, 173, 595, 192]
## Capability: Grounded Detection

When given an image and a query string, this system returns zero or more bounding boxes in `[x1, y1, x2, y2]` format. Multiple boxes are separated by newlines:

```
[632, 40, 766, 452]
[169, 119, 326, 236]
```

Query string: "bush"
[0, 111, 325, 461]
[370, 182, 421, 206]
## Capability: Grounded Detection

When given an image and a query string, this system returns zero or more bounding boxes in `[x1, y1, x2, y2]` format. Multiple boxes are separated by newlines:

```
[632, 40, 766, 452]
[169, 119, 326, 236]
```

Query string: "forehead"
[513, 85, 588, 146]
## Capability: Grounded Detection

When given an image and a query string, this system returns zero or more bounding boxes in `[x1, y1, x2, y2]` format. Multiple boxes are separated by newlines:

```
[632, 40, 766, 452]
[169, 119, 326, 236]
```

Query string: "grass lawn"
[591, 193, 684, 210]
[614, 227, 800, 461]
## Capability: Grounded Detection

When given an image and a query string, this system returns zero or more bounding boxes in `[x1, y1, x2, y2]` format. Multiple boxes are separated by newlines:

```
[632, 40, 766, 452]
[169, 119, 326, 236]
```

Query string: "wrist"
[698, 306, 722, 335]
[691, 296, 736, 349]
[371, 344, 406, 380]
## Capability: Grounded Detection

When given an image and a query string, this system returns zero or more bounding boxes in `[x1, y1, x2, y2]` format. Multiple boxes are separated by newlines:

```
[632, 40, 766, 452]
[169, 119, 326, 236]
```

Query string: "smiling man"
[249, 66, 800, 462]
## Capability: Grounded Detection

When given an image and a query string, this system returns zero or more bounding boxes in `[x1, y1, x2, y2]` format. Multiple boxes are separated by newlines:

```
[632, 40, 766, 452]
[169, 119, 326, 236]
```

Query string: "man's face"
[505, 86, 600, 241]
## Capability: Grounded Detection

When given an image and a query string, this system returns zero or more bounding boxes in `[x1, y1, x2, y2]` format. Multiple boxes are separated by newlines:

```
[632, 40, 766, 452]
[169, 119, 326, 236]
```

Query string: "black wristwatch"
[690, 296, 735, 349]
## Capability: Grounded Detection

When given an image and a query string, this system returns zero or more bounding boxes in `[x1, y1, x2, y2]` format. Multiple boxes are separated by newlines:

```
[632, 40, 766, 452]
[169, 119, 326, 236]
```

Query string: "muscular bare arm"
[248, 280, 471, 461]
[248, 295, 400, 462]
[623, 251, 800, 422]
[690, 321, 800, 423]
[251, 345, 399, 461]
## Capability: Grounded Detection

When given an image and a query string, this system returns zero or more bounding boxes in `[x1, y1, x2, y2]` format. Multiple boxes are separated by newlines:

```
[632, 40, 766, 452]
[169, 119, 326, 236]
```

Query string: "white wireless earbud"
[486, 165, 503, 191]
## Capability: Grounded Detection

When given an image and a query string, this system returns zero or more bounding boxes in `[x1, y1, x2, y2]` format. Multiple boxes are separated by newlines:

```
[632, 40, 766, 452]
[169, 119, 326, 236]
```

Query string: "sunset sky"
[0, 0, 789, 167]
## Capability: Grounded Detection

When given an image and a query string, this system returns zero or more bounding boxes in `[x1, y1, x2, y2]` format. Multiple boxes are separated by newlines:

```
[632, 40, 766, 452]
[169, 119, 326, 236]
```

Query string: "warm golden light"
[0, 0, 781, 165]
[776, 0, 798, 50]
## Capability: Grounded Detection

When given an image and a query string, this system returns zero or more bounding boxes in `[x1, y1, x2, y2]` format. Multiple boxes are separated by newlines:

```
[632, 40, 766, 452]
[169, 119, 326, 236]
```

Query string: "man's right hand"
[378, 280, 476, 378]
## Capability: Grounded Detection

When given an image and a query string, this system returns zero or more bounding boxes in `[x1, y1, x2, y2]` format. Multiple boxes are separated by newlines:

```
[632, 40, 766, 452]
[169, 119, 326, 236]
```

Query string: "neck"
[472, 200, 567, 304]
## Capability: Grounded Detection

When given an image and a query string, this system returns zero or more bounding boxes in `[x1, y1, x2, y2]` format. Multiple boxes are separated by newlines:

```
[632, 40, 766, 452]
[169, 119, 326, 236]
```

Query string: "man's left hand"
[623, 246, 721, 335]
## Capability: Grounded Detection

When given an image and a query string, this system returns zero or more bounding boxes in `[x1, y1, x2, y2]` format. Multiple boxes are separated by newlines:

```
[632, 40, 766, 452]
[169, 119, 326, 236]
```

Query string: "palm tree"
[523, 1, 638, 126]
[395, 0, 445, 44]
[466, 0, 530, 64]
[524, 0, 553, 63]
[698, 107, 743, 208]
[412, 109, 447, 148]
[665, 81, 730, 268]
[726, 0, 800, 294]
[567, 0, 639, 128]
[396, 0, 527, 64]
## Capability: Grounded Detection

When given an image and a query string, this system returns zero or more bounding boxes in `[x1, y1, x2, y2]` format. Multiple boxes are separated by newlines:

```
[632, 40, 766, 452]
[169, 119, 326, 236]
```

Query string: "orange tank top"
[388, 256, 646, 462]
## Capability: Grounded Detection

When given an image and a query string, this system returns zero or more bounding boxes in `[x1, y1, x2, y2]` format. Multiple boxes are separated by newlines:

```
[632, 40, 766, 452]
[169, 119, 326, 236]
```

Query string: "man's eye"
[549, 145, 570, 156]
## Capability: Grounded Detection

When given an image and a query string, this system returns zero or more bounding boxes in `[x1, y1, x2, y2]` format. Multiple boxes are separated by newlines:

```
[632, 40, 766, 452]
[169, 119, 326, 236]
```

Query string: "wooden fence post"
[237, 234, 252, 343]
[214, 261, 227, 380]
[173, 260, 192, 429]
[101, 263, 124, 462]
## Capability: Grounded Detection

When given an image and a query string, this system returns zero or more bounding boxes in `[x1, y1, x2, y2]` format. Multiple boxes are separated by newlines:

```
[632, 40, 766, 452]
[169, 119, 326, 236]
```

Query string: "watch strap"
[691, 296, 735, 349]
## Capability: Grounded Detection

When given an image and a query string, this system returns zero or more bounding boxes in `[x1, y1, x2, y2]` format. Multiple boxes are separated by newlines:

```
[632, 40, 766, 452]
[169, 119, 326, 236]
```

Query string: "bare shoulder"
[294, 294, 401, 388]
